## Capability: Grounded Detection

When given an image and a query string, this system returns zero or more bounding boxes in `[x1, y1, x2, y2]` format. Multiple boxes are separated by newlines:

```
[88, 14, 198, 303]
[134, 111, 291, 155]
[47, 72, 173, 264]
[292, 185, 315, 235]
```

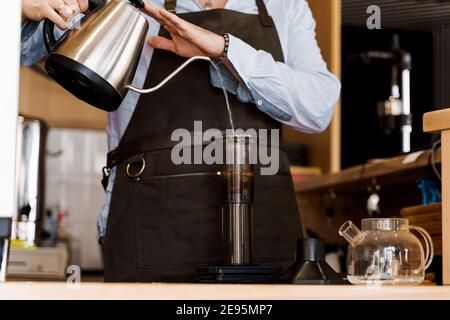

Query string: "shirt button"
[257, 100, 263, 106]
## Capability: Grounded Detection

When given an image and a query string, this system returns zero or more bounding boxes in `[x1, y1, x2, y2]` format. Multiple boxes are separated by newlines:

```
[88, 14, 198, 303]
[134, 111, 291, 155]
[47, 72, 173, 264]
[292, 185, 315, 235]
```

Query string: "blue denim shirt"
[20, 0, 341, 237]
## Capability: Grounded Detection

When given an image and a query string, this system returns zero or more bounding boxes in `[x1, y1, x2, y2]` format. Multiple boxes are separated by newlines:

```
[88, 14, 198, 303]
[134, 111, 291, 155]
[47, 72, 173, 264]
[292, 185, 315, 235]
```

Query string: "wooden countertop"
[1, 282, 450, 300]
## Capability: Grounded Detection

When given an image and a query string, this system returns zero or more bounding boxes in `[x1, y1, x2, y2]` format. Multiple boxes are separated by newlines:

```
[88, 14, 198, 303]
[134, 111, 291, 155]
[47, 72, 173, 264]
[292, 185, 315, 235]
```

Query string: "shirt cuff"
[225, 34, 292, 123]
[226, 34, 259, 87]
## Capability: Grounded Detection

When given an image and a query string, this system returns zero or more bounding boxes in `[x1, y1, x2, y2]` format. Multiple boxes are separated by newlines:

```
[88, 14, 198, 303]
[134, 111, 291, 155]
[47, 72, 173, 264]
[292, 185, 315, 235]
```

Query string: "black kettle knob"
[129, 0, 145, 8]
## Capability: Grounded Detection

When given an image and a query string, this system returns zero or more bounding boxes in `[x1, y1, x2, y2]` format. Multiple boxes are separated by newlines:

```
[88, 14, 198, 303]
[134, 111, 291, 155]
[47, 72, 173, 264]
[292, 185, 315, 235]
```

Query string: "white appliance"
[45, 128, 107, 270]
[8, 243, 69, 280]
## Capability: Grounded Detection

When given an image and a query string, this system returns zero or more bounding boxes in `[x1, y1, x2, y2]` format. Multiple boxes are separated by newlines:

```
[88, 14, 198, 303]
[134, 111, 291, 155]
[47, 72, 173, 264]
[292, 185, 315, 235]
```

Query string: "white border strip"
[0, 1, 20, 218]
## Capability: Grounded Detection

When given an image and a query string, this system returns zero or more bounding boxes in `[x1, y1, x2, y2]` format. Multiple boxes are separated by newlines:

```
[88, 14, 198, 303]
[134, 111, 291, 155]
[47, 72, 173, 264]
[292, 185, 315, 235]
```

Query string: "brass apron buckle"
[126, 157, 146, 179]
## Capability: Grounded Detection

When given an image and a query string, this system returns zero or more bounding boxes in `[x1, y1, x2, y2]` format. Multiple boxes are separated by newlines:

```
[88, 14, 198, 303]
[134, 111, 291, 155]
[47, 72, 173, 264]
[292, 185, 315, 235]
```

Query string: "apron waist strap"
[107, 132, 184, 169]
[107, 131, 285, 169]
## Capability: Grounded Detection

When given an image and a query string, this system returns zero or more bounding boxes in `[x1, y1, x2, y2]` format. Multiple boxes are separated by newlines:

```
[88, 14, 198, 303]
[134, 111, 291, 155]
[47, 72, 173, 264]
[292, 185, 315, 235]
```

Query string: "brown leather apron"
[103, 0, 302, 282]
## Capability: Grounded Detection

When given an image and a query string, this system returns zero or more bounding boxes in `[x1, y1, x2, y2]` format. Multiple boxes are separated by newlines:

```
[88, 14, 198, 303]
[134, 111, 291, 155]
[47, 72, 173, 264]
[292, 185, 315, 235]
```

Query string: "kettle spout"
[339, 221, 362, 246]
[126, 56, 212, 94]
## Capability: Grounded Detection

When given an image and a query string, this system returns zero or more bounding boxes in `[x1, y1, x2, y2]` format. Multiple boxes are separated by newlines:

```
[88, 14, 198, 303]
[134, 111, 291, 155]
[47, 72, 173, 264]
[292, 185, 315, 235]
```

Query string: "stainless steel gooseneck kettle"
[44, 0, 210, 112]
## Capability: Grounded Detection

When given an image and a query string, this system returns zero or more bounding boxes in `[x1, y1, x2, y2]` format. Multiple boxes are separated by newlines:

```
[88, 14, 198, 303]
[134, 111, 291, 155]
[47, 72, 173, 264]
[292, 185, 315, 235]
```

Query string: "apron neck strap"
[164, 0, 177, 13]
[163, 0, 273, 27]
[255, 0, 273, 27]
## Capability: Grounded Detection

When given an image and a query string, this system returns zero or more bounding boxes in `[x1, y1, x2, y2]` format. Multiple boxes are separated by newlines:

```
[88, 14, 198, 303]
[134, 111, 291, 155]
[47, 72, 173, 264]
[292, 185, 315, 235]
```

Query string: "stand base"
[193, 265, 280, 283]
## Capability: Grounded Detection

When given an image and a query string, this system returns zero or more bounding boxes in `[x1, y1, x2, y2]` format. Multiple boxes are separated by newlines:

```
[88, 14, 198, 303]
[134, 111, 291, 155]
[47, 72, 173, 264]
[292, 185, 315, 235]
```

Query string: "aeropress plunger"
[194, 134, 279, 283]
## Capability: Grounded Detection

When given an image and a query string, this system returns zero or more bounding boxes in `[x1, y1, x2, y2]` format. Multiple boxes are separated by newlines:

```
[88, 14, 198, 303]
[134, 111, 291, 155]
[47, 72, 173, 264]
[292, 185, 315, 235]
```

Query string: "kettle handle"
[43, 0, 107, 53]
[410, 225, 434, 274]
[43, 19, 59, 53]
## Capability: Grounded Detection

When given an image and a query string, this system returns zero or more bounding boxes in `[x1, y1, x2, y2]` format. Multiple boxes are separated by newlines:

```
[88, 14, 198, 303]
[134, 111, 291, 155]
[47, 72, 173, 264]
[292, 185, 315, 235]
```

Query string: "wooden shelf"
[295, 148, 441, 193]
[424, 108, 450, 133]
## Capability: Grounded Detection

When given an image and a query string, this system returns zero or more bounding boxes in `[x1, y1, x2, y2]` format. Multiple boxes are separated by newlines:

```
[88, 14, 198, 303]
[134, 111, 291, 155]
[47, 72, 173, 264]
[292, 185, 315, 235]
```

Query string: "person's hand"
[143, 3, 225, 59]
[22, 0, 89, 29]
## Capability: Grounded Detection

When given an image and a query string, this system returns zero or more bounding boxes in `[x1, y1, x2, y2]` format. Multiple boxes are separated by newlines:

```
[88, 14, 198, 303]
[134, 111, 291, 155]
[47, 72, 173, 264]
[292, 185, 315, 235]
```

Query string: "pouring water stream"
[211, 62, 235, 133]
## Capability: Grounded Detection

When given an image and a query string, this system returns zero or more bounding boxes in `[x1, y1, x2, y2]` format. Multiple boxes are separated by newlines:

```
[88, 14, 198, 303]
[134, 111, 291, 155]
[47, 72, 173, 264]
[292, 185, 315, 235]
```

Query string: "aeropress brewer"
[194, 134, 280, 283]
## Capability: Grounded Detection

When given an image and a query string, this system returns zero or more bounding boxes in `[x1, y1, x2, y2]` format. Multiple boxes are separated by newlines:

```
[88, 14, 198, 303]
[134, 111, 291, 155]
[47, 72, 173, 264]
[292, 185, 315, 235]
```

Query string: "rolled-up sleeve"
[20, 20, 48, 66]
[223, 0, 341, 133]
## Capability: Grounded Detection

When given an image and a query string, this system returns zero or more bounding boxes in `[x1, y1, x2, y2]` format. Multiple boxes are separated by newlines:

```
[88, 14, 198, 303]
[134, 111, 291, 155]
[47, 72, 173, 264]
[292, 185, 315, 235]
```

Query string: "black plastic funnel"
[290, 238, 344, 285]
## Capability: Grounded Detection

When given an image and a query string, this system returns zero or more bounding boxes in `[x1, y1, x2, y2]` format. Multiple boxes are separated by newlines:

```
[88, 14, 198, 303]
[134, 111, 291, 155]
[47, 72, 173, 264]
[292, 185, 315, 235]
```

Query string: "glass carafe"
[339, 218, 433, 285]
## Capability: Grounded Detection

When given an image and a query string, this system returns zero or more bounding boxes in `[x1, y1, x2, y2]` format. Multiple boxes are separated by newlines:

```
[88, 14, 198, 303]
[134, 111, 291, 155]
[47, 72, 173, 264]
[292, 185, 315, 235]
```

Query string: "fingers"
[48, 0, 73, 20]
[22, 0, 80, 27]
[142, 2, 160, 18]
[159, 9, 185, 30]
[77, 0, 89, 12]
[148, 36, 176, 53]
[42, 1, 71, 29]
[46, 0, 86, 29]
[143, 3, 178, 33]
[158, 8, 196, 41]
[64, 0, 81, 15]
[45, 4, 69, 29]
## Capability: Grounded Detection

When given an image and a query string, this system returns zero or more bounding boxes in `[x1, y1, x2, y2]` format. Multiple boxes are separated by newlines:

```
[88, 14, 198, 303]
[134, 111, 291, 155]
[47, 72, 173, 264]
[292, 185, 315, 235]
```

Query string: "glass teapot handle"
[409, 225, 434, 274]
